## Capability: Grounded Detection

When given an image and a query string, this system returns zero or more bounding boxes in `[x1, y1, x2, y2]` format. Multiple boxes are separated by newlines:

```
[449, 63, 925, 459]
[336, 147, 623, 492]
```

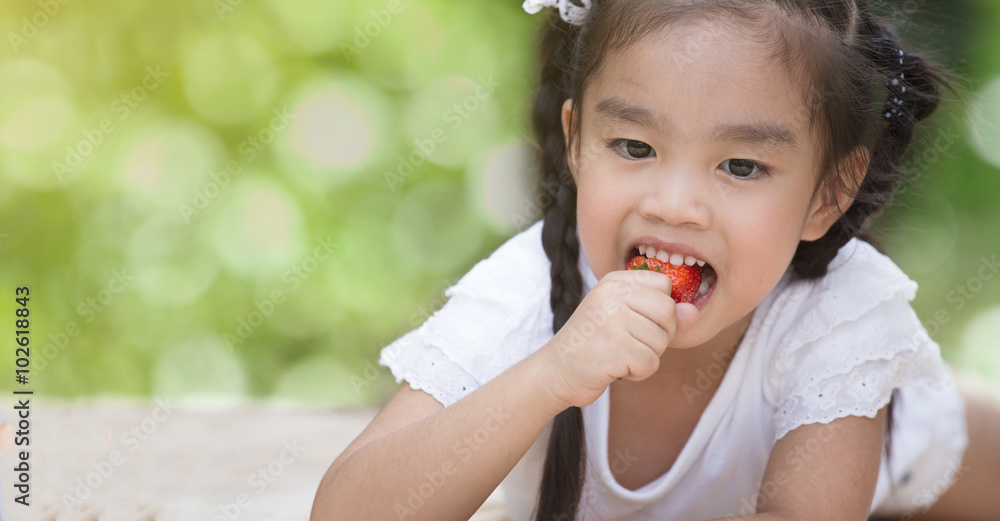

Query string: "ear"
[560, 98, 578, 182]
[800, 146, 870, 241]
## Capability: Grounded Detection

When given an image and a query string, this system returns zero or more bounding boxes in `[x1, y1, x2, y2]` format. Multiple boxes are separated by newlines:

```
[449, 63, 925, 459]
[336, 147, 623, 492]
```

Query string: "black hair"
[531, 1, 947, 519]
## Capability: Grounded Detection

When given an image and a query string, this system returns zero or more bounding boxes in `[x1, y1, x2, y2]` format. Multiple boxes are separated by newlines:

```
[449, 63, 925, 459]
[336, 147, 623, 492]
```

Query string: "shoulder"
[379, 221, 555, 406]
[760, 239, 952, 441]
[446, 220, 551, 305]
[765, 238, 919, 355]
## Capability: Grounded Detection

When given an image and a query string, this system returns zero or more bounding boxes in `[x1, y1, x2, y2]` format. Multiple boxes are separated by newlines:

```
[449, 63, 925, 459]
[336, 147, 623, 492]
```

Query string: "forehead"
[583, 20, 816, 145]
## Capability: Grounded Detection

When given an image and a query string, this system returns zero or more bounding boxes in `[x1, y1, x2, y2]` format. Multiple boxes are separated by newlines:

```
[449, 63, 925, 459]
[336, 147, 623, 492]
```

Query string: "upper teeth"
[638, 245, 706, 268]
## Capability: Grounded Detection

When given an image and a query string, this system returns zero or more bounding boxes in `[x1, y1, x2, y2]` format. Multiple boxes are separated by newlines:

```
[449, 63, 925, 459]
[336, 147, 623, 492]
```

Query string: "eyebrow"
[712, 122, 797, 147]
[593, 96, 797, 148]
[594, 97, 670, 133]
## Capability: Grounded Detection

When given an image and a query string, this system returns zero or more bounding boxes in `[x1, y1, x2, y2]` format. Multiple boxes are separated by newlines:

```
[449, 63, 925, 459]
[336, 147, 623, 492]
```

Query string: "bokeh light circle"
[275, 75, 394, 191]
[403, 75, 503, 169]
[0, 59, 75, 152]
[119, 119, 226, 211]
[210, 176, 306, 278]
[181, 32, 277, 125]
[263, 0, 355, 54]
[293, 89, 373, 169]
[957, 305, 1000, 379]
[390, 182, 483, 275]
[468, 141, 541, 231]
[127, 217, 220, 307]
[351, 1, 447, 89]
[967, 75, 1000, 168]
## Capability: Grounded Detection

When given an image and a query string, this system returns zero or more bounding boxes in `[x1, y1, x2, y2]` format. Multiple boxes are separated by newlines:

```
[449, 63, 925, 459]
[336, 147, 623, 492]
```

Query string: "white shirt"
[380, 221, 967, 520]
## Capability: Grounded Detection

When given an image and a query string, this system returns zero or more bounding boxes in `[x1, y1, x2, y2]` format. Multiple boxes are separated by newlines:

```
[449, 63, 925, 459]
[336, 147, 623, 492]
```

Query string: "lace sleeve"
[767, 240, 953, 442]
[378, 222, 553, 407]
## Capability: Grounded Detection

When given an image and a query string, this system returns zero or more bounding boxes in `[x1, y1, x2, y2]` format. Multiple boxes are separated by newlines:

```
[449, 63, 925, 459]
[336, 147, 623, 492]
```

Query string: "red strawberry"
[627, 255, 703, 303]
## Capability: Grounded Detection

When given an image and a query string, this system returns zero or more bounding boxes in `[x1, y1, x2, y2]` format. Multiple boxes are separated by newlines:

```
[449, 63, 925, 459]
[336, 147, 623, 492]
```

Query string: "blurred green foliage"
[0, 0, 997, 407]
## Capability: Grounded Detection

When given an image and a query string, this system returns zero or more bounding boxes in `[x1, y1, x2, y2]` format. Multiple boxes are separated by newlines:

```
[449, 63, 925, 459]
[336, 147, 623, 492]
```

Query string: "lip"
[690, 278, 716, 310]
[623, 236, 711, 269]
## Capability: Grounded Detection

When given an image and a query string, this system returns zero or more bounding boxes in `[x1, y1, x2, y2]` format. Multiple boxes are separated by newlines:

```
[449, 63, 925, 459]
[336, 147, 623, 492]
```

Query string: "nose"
[636, 163, 712, 229]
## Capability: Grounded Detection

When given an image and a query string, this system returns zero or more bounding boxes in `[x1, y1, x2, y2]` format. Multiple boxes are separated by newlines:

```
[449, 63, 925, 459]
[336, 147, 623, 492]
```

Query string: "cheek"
[722, 193, 810, 273]
[575, 169, 628, 276]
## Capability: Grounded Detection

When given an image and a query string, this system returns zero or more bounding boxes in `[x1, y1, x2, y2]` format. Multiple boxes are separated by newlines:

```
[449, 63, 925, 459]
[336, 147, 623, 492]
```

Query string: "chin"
[668, 326, 710, 350]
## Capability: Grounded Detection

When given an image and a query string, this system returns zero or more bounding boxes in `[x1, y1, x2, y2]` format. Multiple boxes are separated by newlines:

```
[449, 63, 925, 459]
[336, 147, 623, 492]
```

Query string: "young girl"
[312, 1, 1000, 520]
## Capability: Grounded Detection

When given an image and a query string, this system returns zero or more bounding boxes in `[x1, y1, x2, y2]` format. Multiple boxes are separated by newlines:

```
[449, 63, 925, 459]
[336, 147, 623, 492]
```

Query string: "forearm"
[311, 349, 564, 521]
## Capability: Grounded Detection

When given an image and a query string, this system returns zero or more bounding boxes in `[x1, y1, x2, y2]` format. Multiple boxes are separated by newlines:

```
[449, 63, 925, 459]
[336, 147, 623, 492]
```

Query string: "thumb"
[674, 302, 699, 332]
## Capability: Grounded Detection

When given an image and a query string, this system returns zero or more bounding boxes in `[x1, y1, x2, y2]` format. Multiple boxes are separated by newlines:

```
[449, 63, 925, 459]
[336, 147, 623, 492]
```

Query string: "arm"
[311, 269, 684, 521]
[712, 407, 887, 521]
[310, 349, 564, 521]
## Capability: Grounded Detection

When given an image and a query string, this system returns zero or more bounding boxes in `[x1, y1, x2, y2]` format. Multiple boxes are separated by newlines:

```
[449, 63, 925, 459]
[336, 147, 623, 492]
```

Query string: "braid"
[534, 11, 588, 521]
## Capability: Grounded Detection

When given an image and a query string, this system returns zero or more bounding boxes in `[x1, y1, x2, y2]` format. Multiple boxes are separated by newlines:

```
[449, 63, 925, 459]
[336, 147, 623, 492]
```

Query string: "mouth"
[625, 244, 718, 308]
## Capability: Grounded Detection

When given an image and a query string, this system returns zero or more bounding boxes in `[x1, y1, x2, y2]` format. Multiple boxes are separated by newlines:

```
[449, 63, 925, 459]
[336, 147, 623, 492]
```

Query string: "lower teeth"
[695, 266, 716, 298]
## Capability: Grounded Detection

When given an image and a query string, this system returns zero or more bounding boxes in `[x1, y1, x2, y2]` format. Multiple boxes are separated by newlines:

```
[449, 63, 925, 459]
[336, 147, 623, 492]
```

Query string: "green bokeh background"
[0, 0, 998, 407]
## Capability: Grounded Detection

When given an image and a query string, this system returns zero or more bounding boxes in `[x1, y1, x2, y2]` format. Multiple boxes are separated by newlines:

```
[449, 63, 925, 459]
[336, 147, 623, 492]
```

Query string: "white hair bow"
[522, 0, 592, 26]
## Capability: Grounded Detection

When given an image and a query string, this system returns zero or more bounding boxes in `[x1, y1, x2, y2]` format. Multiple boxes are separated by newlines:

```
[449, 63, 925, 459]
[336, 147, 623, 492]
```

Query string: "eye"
[610, 139, 655, 160]
[720, 159, 771, 179]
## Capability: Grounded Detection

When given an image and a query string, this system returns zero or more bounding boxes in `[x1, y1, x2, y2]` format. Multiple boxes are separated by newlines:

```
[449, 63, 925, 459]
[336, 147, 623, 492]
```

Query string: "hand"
[539, 269, 698, 411]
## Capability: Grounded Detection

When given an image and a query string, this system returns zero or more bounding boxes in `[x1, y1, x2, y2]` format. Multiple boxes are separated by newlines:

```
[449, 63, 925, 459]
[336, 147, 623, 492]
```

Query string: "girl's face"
[566, 21, 845, 348]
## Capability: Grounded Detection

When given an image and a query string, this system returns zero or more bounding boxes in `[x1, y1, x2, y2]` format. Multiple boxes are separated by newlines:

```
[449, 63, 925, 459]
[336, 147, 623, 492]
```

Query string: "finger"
[622, 287, 677, 340]
[626, 311, 671, 354]
[621, 337, 661, 381]
[675, 302, 699, 332]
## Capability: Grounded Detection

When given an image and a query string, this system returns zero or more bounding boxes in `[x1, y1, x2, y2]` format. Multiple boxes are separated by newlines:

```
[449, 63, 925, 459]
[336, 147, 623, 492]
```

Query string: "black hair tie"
[872, 36, 908, 121]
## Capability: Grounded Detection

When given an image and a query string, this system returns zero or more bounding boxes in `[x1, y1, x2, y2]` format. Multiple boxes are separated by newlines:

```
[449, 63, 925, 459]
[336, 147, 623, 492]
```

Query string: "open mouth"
[626, 245, 718, 305]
